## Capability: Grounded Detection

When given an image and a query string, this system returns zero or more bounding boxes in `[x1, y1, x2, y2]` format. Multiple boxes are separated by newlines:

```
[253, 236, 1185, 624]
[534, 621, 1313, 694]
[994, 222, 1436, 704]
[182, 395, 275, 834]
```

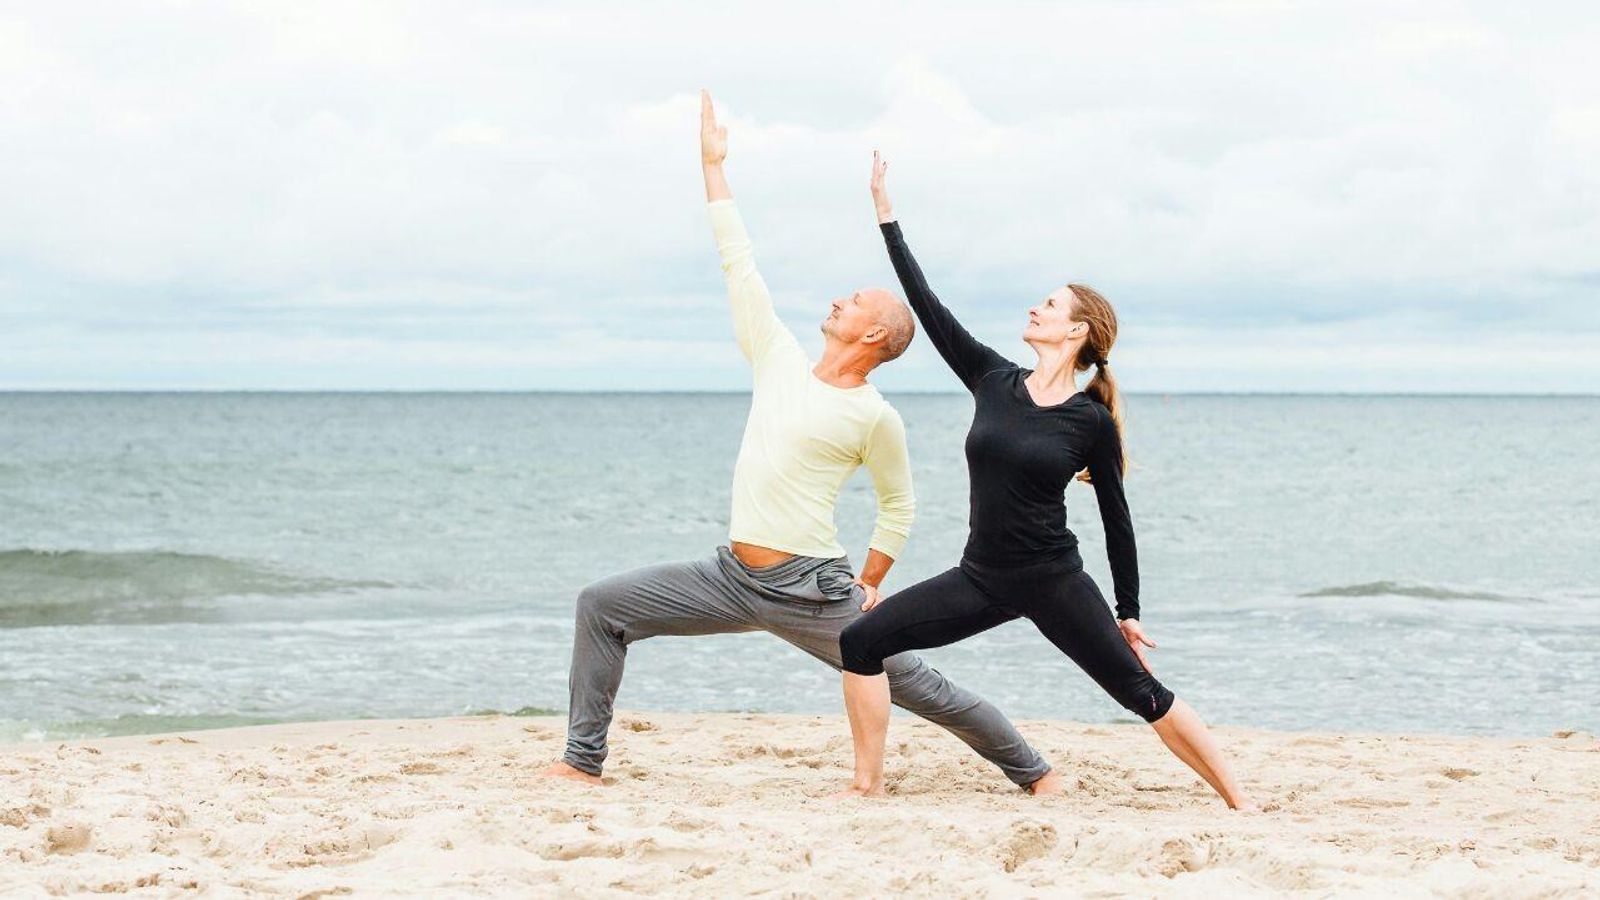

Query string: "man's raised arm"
[702, 90, 799, 365]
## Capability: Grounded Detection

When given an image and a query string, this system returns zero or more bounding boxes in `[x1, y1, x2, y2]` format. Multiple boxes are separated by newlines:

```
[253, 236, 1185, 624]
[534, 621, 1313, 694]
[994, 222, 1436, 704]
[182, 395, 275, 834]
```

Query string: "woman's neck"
[1024, 343, 1080, 402]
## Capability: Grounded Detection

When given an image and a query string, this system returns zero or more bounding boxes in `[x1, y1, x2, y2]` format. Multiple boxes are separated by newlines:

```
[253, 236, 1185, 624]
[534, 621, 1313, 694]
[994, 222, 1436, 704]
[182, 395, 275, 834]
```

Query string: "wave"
[1299, 581, 1541, 603]
[0, 710, 566, 743]
[0, 713, 289, 743]
[0, 548, 392, 628]
[463, 706, 564, 718]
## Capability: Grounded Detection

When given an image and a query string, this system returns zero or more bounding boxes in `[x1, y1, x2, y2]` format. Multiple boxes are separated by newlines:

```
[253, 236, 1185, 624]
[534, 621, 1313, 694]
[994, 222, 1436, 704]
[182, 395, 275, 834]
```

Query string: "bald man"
[538, 92, 1059, 796]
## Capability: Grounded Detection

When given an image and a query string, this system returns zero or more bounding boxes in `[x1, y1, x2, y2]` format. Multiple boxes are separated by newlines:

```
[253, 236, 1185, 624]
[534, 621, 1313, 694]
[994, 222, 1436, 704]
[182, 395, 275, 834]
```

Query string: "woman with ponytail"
[837, 153, 1254, 808]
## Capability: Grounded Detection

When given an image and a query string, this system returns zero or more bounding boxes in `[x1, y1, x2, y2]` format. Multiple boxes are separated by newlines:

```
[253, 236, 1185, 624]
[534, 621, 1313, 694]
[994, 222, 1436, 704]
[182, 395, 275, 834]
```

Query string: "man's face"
[820, 290, 882, 343]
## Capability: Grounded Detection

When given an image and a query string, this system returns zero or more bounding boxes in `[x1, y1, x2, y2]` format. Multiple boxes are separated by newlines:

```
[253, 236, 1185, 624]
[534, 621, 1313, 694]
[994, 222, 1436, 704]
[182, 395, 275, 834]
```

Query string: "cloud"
[1, 0, 1597, 391]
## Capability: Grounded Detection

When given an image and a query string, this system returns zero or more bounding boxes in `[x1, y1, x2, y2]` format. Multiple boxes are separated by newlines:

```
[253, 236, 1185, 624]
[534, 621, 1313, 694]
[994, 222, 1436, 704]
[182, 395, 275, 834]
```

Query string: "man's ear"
[862, 324, 888, 345]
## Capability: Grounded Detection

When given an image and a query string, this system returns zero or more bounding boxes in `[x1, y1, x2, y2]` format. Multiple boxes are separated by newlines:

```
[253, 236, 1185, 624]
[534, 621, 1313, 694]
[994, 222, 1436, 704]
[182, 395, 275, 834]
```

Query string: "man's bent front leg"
[881, 652, 1053, 789]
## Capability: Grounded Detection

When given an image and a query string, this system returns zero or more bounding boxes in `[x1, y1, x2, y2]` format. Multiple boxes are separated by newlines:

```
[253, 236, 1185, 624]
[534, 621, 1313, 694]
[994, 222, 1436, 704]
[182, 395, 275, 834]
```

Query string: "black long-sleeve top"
[881, 220, 1142, 620]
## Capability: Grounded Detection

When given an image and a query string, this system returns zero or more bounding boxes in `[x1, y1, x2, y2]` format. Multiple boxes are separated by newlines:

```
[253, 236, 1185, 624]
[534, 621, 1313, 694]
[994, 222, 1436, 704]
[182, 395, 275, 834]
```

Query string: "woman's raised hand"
[870, 150, 894, 224]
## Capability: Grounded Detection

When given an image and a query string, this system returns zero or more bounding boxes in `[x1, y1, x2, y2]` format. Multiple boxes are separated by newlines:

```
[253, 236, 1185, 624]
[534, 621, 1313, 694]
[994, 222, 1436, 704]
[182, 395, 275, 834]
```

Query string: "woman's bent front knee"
[839, 619, 887, 676]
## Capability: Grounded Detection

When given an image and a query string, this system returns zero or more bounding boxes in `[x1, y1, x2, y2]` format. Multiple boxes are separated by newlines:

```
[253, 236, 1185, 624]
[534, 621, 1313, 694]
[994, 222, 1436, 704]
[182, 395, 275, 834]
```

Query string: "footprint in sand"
[663, 810, 712, 832]
[45, 822, 92, 855]
[995, 820, 1058, 872]
[1334, 796, 1411, 808]
[295, 886, 354, 899]
[538, 839, 625, 861]
[0, 803, 50, 827]
[1440, 767, 1480, 781]
[1156, 836, 1212, 879]
[145, 804, 188, 827]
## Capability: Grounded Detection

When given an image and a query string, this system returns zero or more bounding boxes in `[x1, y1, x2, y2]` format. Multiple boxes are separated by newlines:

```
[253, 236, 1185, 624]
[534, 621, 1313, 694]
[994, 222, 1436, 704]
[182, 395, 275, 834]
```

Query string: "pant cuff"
[1012, 761, 1054, 789]
[561, 751, 603, 777]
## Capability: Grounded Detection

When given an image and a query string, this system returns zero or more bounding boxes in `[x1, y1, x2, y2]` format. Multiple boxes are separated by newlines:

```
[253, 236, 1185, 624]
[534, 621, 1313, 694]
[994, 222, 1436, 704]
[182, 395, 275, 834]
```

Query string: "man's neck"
[813, 346, 873, 389]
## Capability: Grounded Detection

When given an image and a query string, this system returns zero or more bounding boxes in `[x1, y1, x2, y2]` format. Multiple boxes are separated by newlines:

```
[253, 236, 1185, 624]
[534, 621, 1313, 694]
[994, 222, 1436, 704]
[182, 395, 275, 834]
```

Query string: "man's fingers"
[1141, 635, 1158, 648]
[700, 89, 713, 120]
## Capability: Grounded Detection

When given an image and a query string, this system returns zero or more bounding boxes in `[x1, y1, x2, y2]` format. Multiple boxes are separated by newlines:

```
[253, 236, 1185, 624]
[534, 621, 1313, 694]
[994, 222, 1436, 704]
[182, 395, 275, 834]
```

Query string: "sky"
[2, 1, 1597, 393]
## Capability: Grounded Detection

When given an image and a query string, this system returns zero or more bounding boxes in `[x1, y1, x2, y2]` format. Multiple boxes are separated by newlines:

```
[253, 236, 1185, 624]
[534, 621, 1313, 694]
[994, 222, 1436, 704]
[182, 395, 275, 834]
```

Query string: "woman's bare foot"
[1025, 770, 1065, 796]
[538, 761, 603, 786]
[827, 780, 887, 799]
[1228, 796, 1259, 812]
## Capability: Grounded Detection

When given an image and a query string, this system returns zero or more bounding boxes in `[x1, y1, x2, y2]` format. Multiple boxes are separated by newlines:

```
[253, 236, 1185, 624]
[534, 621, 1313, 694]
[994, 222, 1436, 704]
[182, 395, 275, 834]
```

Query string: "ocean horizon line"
[2, 388, 1598, 399]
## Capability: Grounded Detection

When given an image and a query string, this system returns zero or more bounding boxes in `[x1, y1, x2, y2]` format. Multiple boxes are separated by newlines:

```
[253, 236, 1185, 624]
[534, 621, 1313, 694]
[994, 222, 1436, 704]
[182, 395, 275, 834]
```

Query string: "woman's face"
[1024, 287, 1085, 345]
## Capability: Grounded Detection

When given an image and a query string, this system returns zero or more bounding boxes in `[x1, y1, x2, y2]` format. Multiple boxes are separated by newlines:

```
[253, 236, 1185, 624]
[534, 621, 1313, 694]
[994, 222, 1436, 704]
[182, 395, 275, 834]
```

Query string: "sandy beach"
[2, 712, 1597, 897]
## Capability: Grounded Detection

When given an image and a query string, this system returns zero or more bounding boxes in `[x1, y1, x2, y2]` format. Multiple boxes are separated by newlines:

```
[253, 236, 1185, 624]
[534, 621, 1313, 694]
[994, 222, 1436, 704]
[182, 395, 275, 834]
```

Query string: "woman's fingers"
[1130, 640, 1155, 674]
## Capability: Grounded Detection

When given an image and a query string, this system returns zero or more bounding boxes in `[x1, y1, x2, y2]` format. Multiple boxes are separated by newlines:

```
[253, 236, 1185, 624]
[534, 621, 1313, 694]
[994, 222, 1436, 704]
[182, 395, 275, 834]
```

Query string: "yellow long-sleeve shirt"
[709, 199, 915, 560]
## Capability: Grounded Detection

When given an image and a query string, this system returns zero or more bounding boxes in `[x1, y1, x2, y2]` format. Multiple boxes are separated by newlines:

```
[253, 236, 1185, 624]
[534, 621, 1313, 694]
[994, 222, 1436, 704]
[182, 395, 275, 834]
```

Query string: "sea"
[2, 392, 1596, 742]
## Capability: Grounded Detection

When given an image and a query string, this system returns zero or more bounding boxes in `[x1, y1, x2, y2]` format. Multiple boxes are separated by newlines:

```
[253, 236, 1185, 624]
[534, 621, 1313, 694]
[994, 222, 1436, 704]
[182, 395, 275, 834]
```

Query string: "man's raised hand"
[701, 90, 727, 166]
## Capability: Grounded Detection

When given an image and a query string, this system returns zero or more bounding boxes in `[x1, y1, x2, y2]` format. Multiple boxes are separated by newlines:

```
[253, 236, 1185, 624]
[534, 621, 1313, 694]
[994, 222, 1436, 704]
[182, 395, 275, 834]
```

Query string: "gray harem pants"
[561, 546, 1052, 787]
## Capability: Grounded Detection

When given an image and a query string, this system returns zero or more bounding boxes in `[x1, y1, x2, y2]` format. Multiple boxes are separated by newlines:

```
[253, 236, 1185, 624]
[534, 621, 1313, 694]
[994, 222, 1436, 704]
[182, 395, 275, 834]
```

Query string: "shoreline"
[3, 709, 1591, 749]
[3, 713, 1598, 895]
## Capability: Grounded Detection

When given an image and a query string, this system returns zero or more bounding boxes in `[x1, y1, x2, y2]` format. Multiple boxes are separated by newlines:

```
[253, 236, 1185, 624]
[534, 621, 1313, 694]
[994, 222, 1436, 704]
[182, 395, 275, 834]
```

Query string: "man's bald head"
[860, 287, 916, 363]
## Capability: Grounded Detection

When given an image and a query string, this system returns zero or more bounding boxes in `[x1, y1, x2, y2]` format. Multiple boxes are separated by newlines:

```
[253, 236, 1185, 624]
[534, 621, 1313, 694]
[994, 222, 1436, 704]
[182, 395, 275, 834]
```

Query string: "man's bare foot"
[538, 761, 603, 785]
[827, 781, 887, 799]
[1228, 797, 1260, 812]
[1025, 770, 1066, 796]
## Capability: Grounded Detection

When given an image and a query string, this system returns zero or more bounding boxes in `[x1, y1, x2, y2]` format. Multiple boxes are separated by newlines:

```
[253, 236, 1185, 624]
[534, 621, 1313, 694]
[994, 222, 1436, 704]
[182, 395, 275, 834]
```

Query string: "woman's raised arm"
[872, 152, 1012, 391]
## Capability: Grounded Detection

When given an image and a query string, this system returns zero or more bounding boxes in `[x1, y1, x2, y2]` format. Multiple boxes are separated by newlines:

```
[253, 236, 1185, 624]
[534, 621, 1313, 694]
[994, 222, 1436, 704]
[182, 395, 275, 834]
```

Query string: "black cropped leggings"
[840, 559, 1176, 724]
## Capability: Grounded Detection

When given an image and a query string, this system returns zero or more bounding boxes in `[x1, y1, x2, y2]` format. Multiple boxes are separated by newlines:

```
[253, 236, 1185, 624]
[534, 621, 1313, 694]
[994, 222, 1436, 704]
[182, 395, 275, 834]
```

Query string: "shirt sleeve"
[709, 199, 802, 367]
[1085, 406, 1140, 620]
[880, 220, 1013, 391]
[861, 404, 915, 560]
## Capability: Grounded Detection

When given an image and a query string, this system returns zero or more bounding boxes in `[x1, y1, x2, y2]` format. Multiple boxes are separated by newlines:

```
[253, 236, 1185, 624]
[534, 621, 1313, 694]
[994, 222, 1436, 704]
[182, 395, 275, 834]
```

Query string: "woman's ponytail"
[1067, 284, 1128, 475]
